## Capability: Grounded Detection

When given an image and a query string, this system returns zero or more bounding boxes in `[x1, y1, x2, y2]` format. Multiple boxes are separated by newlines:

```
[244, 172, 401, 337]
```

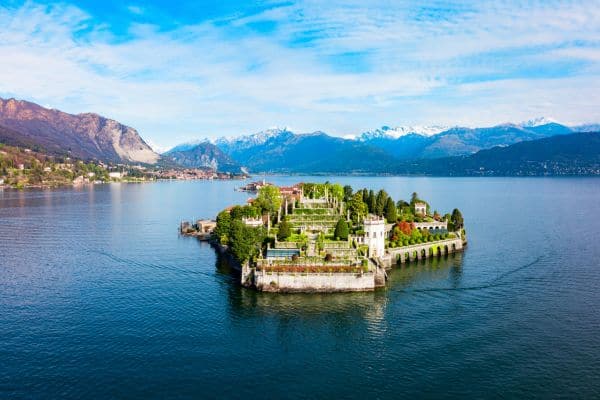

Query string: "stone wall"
[254, 270, 376, 292]
[386, 237, 464, 265]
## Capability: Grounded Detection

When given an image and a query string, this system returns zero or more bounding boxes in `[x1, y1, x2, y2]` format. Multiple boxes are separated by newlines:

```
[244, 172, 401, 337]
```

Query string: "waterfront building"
[363, 215, 386, 257]
[196, 219, 217, 234]
[414, 202, 427, 215]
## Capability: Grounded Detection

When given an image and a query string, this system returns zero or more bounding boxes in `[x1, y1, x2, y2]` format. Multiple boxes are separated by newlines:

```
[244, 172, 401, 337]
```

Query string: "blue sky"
[0, 0, 599, 150]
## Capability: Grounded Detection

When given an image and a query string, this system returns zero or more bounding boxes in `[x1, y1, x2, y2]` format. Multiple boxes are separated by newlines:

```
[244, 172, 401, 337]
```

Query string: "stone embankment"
[210, 235, 466, 293]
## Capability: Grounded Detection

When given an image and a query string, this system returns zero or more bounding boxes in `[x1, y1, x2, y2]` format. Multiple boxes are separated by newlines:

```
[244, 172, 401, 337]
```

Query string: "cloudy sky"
[0, 0, 599, 149]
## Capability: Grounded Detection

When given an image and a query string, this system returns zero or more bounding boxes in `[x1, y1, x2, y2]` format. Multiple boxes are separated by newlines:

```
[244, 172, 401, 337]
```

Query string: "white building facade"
[363, 215, 386, 258]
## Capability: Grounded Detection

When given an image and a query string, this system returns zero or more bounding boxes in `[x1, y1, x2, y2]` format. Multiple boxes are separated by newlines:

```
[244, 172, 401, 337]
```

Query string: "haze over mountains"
[395, 132, 600, 176]
[0, 97, 598, 175]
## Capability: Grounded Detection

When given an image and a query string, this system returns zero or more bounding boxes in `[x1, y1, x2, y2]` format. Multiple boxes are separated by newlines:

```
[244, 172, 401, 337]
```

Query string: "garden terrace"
[287, 215, 340, 223]
[213, 182, 465, 292]
[274, 241, 302, 249]
[322, 242, 351, 249]
[258, 265, 369, 274]
[257, 256, 361, 267]
[292, 208, 338, 215]
[323, 249, 358, 259]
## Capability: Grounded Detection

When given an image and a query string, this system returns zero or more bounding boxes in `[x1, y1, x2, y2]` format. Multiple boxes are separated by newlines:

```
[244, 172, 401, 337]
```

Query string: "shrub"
[277, 219, 292, 241]
[333, 218, 349, 240]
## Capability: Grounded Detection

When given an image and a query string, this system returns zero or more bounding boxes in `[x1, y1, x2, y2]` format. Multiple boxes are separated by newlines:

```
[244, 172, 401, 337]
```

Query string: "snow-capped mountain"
[215, 128, 291, 150]
[214, 128, 294, 162]
[358, 125, 450, 141]
[162, 118, 593, 172]
[573, 123, 600, 132]
[519, 117, 558, 128]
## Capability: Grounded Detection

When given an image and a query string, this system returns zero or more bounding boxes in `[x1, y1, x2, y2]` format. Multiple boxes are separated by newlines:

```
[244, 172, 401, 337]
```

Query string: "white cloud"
[0, 1, 598, 149]
[127, 5, 144, 15]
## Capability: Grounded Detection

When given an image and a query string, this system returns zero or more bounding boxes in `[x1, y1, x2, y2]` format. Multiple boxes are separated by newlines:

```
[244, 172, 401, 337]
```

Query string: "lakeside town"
[182, 181, 466, 292]
[0, 143, 246, 189]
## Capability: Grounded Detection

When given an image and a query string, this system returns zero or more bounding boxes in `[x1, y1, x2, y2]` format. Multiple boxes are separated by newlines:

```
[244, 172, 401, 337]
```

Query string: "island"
[200, 182, 466, 292]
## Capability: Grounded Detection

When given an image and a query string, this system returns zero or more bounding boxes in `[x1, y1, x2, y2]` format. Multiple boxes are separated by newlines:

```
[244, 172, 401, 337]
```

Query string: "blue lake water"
[1, 177, 600, 399]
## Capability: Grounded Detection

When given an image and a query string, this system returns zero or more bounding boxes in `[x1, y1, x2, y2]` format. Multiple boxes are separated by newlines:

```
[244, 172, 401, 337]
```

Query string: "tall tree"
[348, 192, 368, 223]
[410, 192, 419, 204]
[375, 189, 389, 216]
[451, 208, 464, 230]
[256, 185, 281, 214]
[362, 188, 369, 203]
[343, 185, 353, 202]
[214, 210, 232, 244]
[229, 220, 264, 263]
[367, 190, 376, 214]
[329, 183, 344, 201]
[384, 197, 397, 222]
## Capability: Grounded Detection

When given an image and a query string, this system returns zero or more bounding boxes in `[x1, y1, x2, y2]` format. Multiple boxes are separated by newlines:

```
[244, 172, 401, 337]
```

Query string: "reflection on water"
[216, 250, 464, 318]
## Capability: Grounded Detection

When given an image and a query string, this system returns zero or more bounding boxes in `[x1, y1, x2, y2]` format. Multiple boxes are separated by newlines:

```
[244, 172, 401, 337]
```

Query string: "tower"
[363, 215, 385, 258]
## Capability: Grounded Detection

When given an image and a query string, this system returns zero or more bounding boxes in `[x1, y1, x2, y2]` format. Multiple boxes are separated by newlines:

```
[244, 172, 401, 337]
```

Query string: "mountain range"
[170, 120, 586, 173]
[393, 131, 600, 176]
[0, 97, 598, 175]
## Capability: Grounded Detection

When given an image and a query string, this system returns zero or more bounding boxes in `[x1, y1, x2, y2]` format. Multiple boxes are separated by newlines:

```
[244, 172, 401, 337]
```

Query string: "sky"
[0, 0, 599, 150]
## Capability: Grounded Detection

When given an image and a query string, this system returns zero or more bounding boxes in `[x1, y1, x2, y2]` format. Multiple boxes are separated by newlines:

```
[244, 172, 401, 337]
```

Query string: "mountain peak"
[519, 117, 558, 128]
[165, 139, 212, 153]
[358, 125, 449, 141]
[215, 127, 292, 148]
[0, 97, 159, 164]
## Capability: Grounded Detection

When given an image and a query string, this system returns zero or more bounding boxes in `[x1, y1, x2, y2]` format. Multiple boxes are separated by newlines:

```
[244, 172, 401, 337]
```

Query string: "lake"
[1, 177, 600, 399]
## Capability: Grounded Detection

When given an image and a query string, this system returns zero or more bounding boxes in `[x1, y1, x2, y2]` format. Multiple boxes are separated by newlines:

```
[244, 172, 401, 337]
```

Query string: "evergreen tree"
[357, 188, 364, 203]
[334, 218, 349, 240]
[384, 197, 397, 222]
[451, 208, 464, 230]
[277, 218, 291, 241]
[368, 190, 376, 213]
[375, 189, 389, 216]
[410, 192, 419, 204]
[343, 185, 353, 202]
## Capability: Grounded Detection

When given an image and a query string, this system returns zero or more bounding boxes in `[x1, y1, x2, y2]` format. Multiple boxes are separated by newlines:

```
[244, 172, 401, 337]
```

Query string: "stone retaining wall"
[386, 237, 464, 265]
[254, 270, 376, 292]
